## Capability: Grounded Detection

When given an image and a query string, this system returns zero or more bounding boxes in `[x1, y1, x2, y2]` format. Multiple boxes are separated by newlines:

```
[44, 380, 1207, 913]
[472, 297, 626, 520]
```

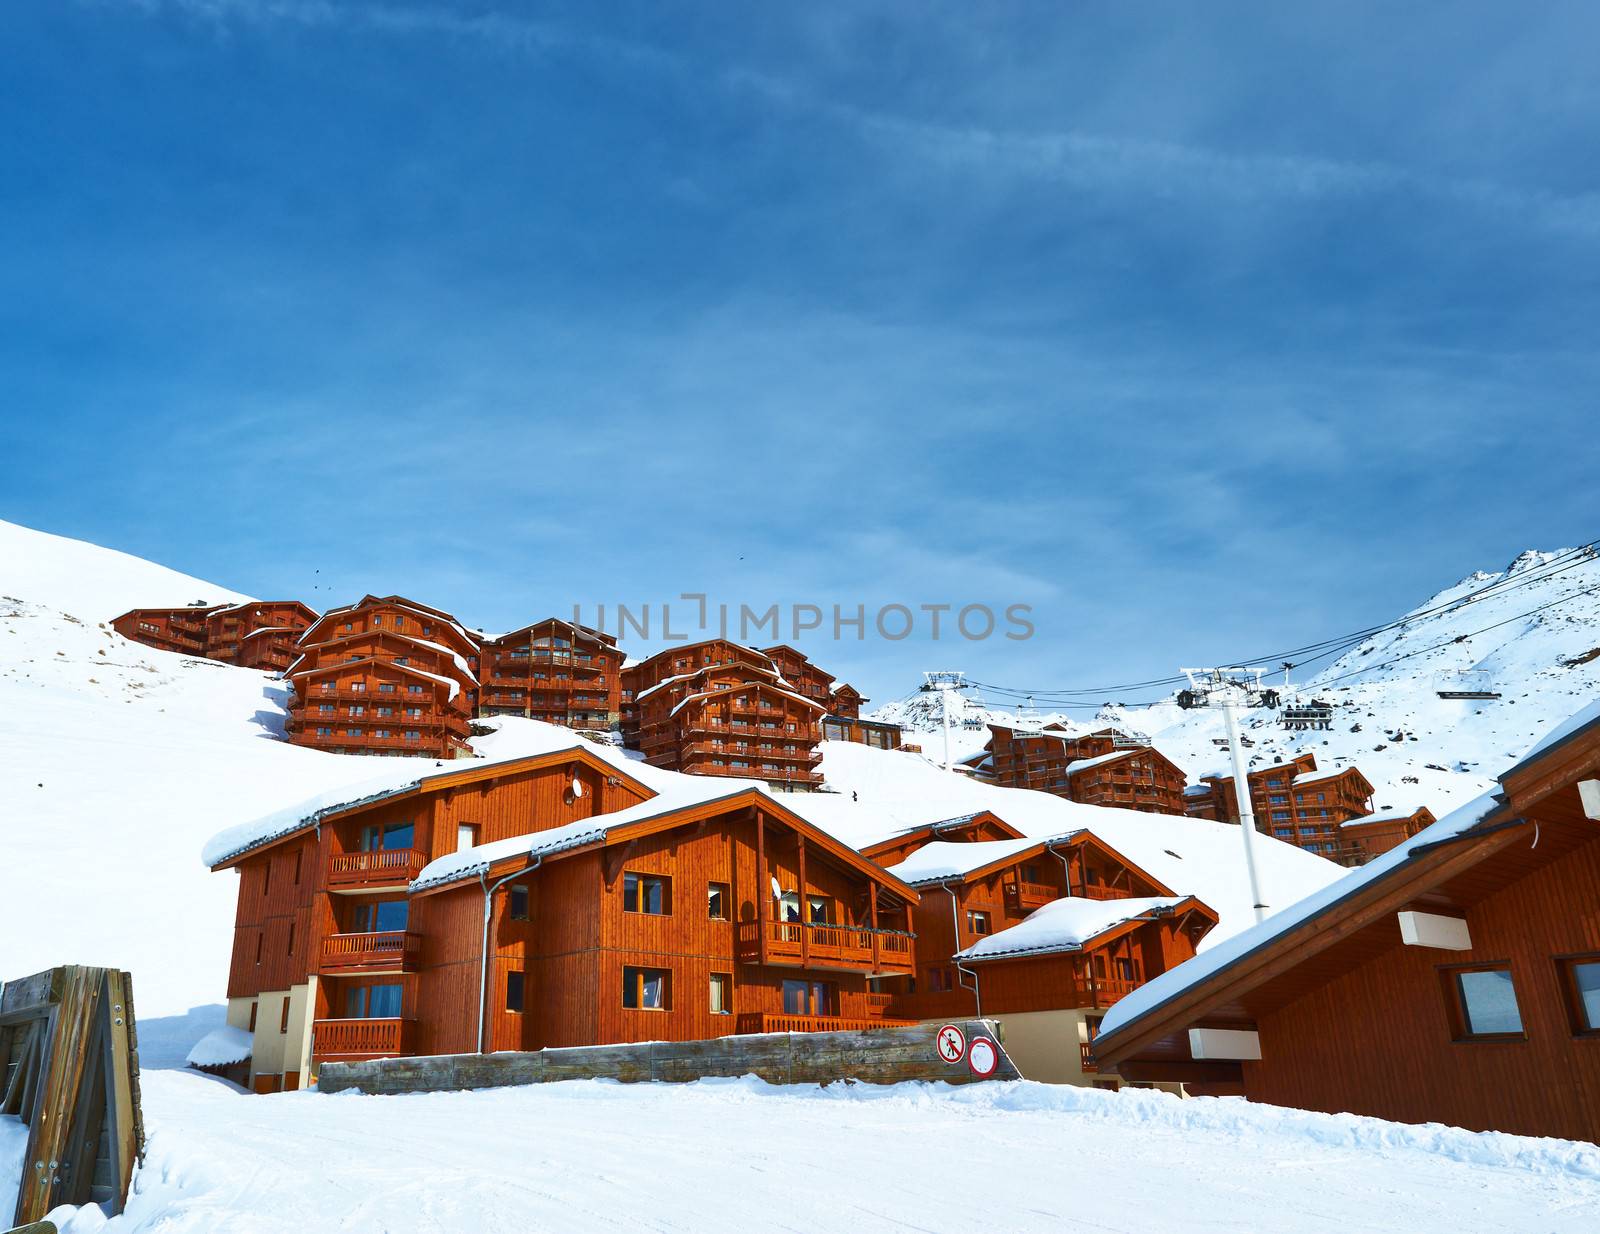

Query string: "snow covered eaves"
[1292, 765, 1365, 786]
[201, 742, 637, 869]
[1064, 749, 1140, 775]
[283, 654, 467, 701]
[409, 818, 614, 893]
[884, 837, 1046, 886]
[1096, 790, 1504, 1042]
[955, 895, 1196, 963]
[667, 681, 826, 717]
[1340, 808, 1429, 828]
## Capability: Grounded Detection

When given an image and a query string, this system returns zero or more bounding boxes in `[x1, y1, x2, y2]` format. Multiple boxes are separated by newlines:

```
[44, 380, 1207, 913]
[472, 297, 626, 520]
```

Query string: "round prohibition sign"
[967, 1036, 1000, 1078]
[935, 1023, 967, 1064]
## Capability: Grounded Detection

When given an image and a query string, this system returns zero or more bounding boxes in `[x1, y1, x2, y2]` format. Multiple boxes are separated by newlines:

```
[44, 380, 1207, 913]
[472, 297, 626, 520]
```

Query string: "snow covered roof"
[186, 1025, 253, 1069]
[1292, 765, 1365, 786]
[668, 680, 825, 717]
[1340, 807, 1429, 828]
[1507, 696, 1600, 770]
[202, 741, 647, 868]
[883, 837, 1045, 886]
[955, 895, 1190, 962]
[1064, 749, 1139, 775]
[1096, 790, 1502, 1041]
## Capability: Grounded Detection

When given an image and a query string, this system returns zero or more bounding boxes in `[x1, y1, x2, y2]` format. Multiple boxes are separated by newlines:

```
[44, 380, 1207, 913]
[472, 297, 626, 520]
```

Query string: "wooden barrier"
[0, 967, 144, 1226]
[317, 1019, 1019, 1095]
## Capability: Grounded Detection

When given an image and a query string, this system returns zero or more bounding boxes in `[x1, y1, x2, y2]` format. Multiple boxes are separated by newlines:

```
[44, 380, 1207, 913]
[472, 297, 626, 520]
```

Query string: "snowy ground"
[29, 1069, 1600, 1233]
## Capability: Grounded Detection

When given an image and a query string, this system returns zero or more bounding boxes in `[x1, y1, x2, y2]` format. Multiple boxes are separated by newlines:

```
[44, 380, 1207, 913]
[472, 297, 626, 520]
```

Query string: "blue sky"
[3, 2, 1598, 707]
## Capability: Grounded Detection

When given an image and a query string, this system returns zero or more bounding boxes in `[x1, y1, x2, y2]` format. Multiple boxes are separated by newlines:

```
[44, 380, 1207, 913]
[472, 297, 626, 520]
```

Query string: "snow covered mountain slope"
[876, 547, 1600, 819]
[0, 522, 592, 1017]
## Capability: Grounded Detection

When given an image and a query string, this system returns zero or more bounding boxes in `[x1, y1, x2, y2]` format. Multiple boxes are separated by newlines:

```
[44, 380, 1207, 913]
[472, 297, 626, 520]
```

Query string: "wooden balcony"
[327, 848, 429, 890]
[1079, 884, 1128, 901]
[734, 1013, 915, 1035]
[736, 920, 915, 975]
[312, 1017, 416, 1059]
[1004, 880, 1056, 911]
[319, 931, 420, 974]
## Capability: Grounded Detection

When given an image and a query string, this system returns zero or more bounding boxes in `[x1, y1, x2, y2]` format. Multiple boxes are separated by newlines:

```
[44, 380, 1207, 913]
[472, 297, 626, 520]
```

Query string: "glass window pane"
[344, 986, 365, 1018]
[783, 979, 808, 1014]
[643, 879, 663, 914]
[382, 822, 415, 851]
[373, 901, 409, 932]
[641, 972, 663, 1009]
[623, 873, 639, 913]
[1457, 968, 1523, 1035]
[623, 968, 639, 1008]
[1574, 961, 1600, 1031]
[368, 984, 402, 1018]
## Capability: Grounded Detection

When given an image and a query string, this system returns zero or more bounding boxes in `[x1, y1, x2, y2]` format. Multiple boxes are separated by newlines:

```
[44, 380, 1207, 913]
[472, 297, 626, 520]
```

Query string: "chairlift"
[1436, 668, 1501, 701]
[1281, 698, 1335, 731]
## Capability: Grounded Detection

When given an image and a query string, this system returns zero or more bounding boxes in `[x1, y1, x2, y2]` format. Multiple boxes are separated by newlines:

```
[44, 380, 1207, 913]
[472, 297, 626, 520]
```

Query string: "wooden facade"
[620, 640, 825, 789]
[284, 595, 480, 760]
[206, 601, 318, 671]
[208, 750, 920, 1089]
[1094, 709, 1600, 1143]
[985, 724, 1188, 814]
[821, 714, 906, 750]
[869, 823, 1213, 1029]
[112, 604, 222, 656]
[1185, 753, 1377, 860]
[478, 619, 623, 730]
[1339, 806, 1437, 866]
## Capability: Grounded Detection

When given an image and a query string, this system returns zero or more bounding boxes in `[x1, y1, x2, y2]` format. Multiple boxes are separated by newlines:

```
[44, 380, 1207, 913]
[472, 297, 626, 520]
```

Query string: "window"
[408, 684, 424, 695]
[346, 728, 361, 737]
[316, 726, 333, 737]
[248, 1001, 258, 1032]
[509, 884, 530, 921]
[506, 971, 526, 1013]
[623, 966, 669, 1010]
[349, 705, 365, 716]
[279, 997, 291, 1033]
[1445, 965, 1525, 1039]
[782, 979, 836, 1016]
[352, 900, 409, 933]
[287, 921, 296, 954]
[379, 683, 396, 693]
[457, 823, 480, 852]
[623, 873, 669, 914]
[319, 703, 335, 714]
[925, 967, 952, 993]
[707, 882, 729, 920]
[1559, 956, 1600, 1035]
[807, 895, 834, 925]
[966, 910, 992, 936]
[344, 983, 402, 1019]
[262, 860, 272, 896]
[360, 821, 415, 852]
[709, 973, 731, 1015]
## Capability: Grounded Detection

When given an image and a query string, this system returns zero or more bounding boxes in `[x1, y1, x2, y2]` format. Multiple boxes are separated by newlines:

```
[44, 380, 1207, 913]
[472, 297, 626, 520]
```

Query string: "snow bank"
[1098, 790, 1502, 1038]
[38, 1068, 1600, 1233]
[957, 895, 1185, 960]
[185, 1026, 252, 1069]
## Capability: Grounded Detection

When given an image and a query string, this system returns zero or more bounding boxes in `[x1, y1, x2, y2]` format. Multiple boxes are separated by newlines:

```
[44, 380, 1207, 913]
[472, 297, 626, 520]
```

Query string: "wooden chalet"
[864, 817, 1217, 1085]
[111, 603, 223, 656]
[1339, 806, 1437, 865]
[1092, 702, 1600, 1143]
[985, 723, 1188, 814]
[621, 640, 824, 789]
[285, 595, 481, 760]
[478, 619, 623, 731]
[206, 601, 318, 671]
[204, 747, 919, 1092]
[821, 714, 906, 751]
[829, 683, 865, 719]
[1185, 753, 1377, 860]
[760, 644, 837, 710]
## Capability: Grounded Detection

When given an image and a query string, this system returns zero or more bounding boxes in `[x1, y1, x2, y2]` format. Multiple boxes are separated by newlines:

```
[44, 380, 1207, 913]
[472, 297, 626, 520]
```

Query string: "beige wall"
[230, 979, 316, 1089]
[930, 1010, 1185, 1094]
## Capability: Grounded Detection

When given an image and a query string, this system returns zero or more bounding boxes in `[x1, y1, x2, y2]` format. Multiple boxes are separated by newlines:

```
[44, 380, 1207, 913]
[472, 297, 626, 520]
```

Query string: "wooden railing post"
[755, 810, 768, 966]
[797, 833, 809, 968]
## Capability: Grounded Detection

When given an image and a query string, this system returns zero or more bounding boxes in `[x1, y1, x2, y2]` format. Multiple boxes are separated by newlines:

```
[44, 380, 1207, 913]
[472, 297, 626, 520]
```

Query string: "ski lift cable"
[966, 541, 1599, 700]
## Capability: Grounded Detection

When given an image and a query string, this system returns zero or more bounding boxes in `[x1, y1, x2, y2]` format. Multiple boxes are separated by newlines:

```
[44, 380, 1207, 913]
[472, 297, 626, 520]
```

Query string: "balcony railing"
[1078, 884, 1127, 901]
[319, 931, 420, 973]
[1004, 880, 1056, 911]
[734, 1013, 915, 1035]
[327, 848, 429, 889]
[312, 1017, 416, 1058]
[736, 920, 915, 973]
